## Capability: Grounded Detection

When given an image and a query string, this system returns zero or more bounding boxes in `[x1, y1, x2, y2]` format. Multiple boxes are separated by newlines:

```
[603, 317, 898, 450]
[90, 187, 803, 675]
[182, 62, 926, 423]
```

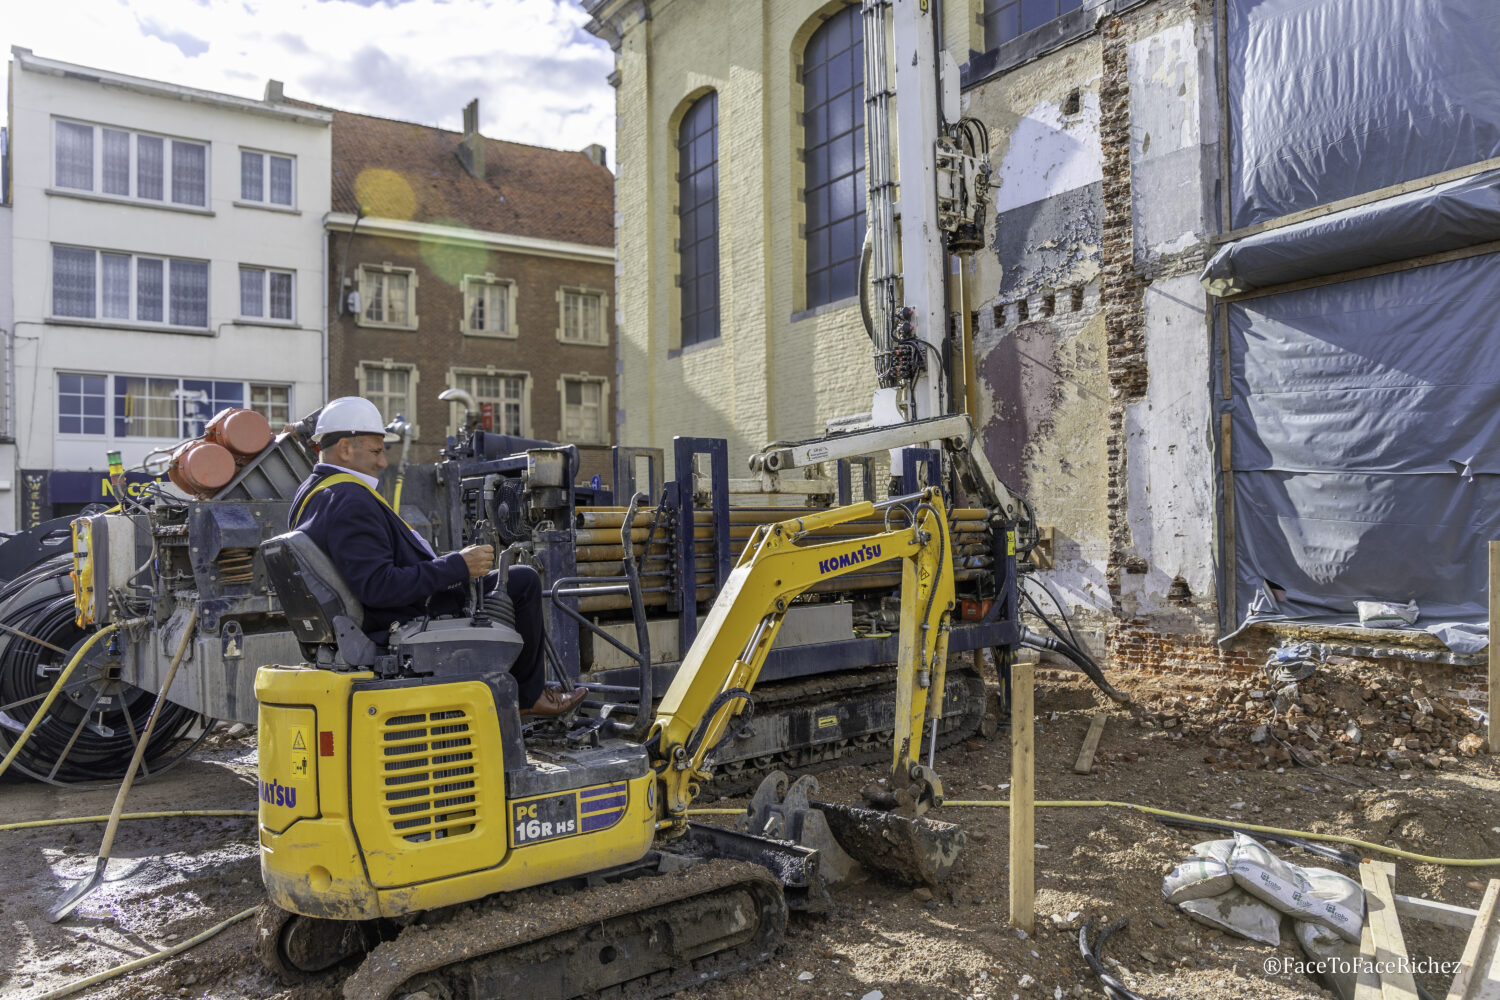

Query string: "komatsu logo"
[819, 543, 880, 575]
[259, 779, 297, 808]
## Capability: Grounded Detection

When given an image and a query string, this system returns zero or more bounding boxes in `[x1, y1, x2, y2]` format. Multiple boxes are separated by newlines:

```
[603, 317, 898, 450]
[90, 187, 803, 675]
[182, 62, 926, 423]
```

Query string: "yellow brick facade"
[593, 0, 979, 475]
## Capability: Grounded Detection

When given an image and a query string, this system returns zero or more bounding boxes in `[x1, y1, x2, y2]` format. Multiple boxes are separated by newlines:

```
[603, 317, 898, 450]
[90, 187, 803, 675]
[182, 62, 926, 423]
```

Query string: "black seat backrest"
[262, 530, 375, 667]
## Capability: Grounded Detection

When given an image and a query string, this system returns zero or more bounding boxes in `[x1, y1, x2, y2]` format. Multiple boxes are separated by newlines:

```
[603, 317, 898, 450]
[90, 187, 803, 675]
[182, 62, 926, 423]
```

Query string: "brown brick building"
[320, 101, 616, 478]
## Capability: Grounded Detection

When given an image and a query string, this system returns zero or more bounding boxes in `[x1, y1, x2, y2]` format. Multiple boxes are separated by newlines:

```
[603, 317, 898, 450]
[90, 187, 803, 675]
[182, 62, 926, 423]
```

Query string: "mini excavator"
[254, 488, 967, 998]
[256, 2, 1038, 994]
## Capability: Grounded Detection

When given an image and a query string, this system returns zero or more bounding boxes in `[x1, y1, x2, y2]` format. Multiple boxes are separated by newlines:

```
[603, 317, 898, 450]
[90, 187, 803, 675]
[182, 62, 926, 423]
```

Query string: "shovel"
[48, 609, 199, 923]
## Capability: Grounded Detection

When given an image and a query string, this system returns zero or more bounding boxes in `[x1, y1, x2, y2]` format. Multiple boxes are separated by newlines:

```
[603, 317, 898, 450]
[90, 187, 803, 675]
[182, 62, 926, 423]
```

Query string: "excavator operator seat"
[262, 530, 376, 667]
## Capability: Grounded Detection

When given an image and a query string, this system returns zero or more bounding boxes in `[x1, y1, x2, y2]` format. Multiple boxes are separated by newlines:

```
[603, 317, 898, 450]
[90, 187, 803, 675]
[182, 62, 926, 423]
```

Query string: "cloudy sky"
[3, 0, 617, 160]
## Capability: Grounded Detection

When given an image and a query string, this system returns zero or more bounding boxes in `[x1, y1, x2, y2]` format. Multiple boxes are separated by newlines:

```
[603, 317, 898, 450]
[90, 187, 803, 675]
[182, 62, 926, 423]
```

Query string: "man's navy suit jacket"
[289, 465, 468, 635]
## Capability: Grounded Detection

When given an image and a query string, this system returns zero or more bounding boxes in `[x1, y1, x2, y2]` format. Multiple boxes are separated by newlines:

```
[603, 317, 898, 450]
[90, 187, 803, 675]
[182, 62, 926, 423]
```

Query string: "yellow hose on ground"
[686, 799, 1500, 868]
[34, 905, 258, 1000]
[0, 623, 121, 781]
[938, 799, 1500, 868]
[0, 810, 256, 832]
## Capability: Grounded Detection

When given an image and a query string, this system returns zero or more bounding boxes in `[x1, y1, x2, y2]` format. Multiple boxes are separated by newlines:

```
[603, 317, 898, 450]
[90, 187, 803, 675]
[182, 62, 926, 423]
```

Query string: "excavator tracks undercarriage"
[259, 858, 787, 1000]
[701, 663, 989, 797]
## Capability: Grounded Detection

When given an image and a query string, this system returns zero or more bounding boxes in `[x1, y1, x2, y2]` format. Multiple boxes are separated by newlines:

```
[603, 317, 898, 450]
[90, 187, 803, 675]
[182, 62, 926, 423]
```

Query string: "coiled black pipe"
[0, 586, 198, 783]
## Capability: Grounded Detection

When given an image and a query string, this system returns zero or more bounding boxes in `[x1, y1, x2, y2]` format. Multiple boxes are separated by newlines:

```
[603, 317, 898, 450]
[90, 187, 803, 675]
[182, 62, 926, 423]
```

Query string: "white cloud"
[2, 0, 617, 161]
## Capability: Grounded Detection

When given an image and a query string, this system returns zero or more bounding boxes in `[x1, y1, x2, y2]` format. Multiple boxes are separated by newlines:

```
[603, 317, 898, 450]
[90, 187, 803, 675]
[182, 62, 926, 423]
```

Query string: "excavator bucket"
[813, 800, 965, 887]
[741, 771, 965, 888]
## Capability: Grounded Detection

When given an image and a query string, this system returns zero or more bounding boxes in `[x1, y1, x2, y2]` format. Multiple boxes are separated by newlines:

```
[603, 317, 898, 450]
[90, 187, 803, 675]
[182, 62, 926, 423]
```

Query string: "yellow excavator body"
[256, 665, 656, 921]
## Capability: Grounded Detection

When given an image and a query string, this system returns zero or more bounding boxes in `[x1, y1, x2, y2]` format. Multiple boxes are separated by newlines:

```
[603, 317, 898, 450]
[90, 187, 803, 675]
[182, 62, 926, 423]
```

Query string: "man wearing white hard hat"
[288, 396, 585, 717]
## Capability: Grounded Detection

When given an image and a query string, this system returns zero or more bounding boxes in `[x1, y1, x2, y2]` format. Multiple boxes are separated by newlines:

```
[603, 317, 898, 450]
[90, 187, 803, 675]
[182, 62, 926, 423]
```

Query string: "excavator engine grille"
[380, 708, 480, 843]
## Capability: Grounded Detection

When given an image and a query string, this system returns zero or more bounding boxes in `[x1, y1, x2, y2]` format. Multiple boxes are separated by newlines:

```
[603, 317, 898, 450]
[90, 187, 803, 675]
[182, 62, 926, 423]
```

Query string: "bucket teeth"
[813, 800, 966, 888]
[742, 770, 965, 888]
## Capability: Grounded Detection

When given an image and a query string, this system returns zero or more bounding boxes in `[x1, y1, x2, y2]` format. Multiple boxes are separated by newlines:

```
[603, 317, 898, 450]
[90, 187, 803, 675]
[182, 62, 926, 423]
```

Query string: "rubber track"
[705, 665, 989, 797]
[342, 858, 786, 1000]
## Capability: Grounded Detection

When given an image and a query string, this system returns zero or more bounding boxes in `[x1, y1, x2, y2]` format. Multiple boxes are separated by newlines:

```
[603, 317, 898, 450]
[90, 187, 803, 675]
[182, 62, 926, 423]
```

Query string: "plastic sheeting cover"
[1203, 169, 1500, 296]
[1229, 0, 1500, 230]
[1227, 252, 1500, 627]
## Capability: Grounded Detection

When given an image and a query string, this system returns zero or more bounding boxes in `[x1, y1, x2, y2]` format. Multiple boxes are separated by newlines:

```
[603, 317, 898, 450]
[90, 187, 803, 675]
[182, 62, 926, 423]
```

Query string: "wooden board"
[1009, 656, 1034, 933]
[1395, 894, 1482, 931]
[1360, 860, 1420, 1000]
[1073, 712, 1107, 774]
[1446, 879, 1500, 1000]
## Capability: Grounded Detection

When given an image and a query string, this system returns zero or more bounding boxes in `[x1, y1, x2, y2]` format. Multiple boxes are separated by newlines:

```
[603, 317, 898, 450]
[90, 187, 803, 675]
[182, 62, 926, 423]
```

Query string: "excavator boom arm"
[648, 490, 956, 830]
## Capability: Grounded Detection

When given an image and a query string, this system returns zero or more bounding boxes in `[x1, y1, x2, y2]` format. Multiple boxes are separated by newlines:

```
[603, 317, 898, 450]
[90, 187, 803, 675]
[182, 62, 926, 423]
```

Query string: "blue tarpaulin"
[1229, 0, 1500, 229]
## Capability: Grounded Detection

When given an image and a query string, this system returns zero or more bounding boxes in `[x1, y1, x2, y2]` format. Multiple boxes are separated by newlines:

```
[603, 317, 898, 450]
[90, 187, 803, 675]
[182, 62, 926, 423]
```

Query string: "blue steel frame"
[582, 437, 1020, 693]
[447, 433, 1020, 698]
[672, 437, 731, 654]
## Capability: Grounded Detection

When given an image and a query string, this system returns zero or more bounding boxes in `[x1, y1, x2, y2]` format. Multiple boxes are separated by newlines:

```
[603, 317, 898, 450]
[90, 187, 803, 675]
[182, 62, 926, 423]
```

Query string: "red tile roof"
[311, 104, 614, 248]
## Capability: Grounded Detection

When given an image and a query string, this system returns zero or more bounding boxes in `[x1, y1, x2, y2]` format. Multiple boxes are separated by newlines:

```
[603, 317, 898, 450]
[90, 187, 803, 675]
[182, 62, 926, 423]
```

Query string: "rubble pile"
[1127, 659, 1486, 772]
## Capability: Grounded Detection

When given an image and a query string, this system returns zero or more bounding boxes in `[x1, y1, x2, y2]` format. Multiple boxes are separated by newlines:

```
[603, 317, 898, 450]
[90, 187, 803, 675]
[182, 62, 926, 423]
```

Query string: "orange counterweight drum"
[168, 440, 236, 496]
[204, 407, 273, 461]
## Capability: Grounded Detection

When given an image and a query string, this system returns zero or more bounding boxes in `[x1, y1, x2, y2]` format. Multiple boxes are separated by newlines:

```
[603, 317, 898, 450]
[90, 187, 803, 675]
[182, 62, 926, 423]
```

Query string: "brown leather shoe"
[521, 685, 587, 717]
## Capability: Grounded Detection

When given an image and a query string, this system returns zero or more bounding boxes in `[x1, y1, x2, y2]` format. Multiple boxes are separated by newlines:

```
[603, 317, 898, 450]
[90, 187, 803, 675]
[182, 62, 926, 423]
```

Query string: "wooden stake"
[1009, 656, 1034, 933]
[1445, 878, 1500, 1000]
[1073, 712, 1107, 774]
[1490, 542, 1499, 755]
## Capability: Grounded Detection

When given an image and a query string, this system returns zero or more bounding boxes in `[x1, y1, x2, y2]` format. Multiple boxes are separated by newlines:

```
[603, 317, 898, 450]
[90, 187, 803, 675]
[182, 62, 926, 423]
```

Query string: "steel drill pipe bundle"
[574, 507, 989, 528]
[560, 504, 996, 611]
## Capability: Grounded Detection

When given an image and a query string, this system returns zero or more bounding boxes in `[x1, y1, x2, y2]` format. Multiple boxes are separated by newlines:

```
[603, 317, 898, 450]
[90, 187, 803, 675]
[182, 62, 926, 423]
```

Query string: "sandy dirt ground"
[2, 659, 1497, 1000]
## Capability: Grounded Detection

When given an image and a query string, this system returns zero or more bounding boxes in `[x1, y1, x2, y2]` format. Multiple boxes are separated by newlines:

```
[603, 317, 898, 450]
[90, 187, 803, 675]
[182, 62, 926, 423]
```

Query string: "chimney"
[458, 99, 485, 180]
[264, 79, 284, 102]
[582, 143, 607, 168]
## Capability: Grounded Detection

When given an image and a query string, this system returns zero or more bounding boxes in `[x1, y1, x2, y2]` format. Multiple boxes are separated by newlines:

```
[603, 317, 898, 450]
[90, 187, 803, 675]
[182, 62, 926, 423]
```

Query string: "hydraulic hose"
[1019, 625, 1131, 705]
[0, 622, 121, 781]
[34, 905, 258, 1000]
[0, 809, 255, 832]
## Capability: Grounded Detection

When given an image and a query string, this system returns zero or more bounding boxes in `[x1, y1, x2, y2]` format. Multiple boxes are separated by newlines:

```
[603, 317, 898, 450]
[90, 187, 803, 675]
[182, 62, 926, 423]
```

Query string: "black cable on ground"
[1077, 917, 1156, 1000]
[1154, 815, 1363, 868]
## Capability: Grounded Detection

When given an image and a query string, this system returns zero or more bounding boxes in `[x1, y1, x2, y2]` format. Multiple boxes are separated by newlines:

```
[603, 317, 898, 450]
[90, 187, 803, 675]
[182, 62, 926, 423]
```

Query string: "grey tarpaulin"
[1226, 252, 1500, 632]
[1203, 169, 1500, 296]
[1229, 0, 1500, 230]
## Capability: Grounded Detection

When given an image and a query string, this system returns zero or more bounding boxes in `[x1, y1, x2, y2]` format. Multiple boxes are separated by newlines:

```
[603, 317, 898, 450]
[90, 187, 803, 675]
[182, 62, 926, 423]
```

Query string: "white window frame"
[56, 371, 110, 437]
[248, 382, 294, 427]
[461, 274, 518, 338]
[51, 117, 210, 209]
[356, 359, 419, 438]
[556, 285, 608, 346]
[239, 266, 297, 323]
[49, 245, 210, 331]
[449, 367, 530, 437]
[557, 374, 610, 445]
[56, 372, 293, 440]
[237, 148, 297, 209]
[357, 264, 419, 330]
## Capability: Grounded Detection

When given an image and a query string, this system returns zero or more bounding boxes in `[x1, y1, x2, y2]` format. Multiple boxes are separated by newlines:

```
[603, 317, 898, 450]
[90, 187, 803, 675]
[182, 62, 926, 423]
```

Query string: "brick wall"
[1098, 19, 1151, 614]
[327, 230, 616, 483]
[1098, 623, 1491, 712]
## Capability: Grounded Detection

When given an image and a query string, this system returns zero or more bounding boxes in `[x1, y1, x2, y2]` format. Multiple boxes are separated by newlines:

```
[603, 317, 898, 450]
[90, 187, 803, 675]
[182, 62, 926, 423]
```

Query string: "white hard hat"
[312, 396, 388, 445]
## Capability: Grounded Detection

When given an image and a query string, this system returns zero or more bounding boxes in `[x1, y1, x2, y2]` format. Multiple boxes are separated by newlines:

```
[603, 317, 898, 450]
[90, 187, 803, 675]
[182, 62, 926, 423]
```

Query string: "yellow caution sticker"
[1007, 530, 1016, 556]
[817, 715, 838, 729]
[289, 728, 310, 776]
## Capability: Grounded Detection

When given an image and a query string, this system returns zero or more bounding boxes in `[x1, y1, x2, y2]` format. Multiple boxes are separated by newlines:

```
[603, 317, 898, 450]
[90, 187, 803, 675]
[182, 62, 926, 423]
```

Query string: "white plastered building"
[3, 48, 331, 528]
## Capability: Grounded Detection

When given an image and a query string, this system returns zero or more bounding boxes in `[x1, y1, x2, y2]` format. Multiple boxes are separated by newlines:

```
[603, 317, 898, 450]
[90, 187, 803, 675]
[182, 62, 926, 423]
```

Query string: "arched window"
[677, 92, 720, 347]
[802, 5, 865, 308]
